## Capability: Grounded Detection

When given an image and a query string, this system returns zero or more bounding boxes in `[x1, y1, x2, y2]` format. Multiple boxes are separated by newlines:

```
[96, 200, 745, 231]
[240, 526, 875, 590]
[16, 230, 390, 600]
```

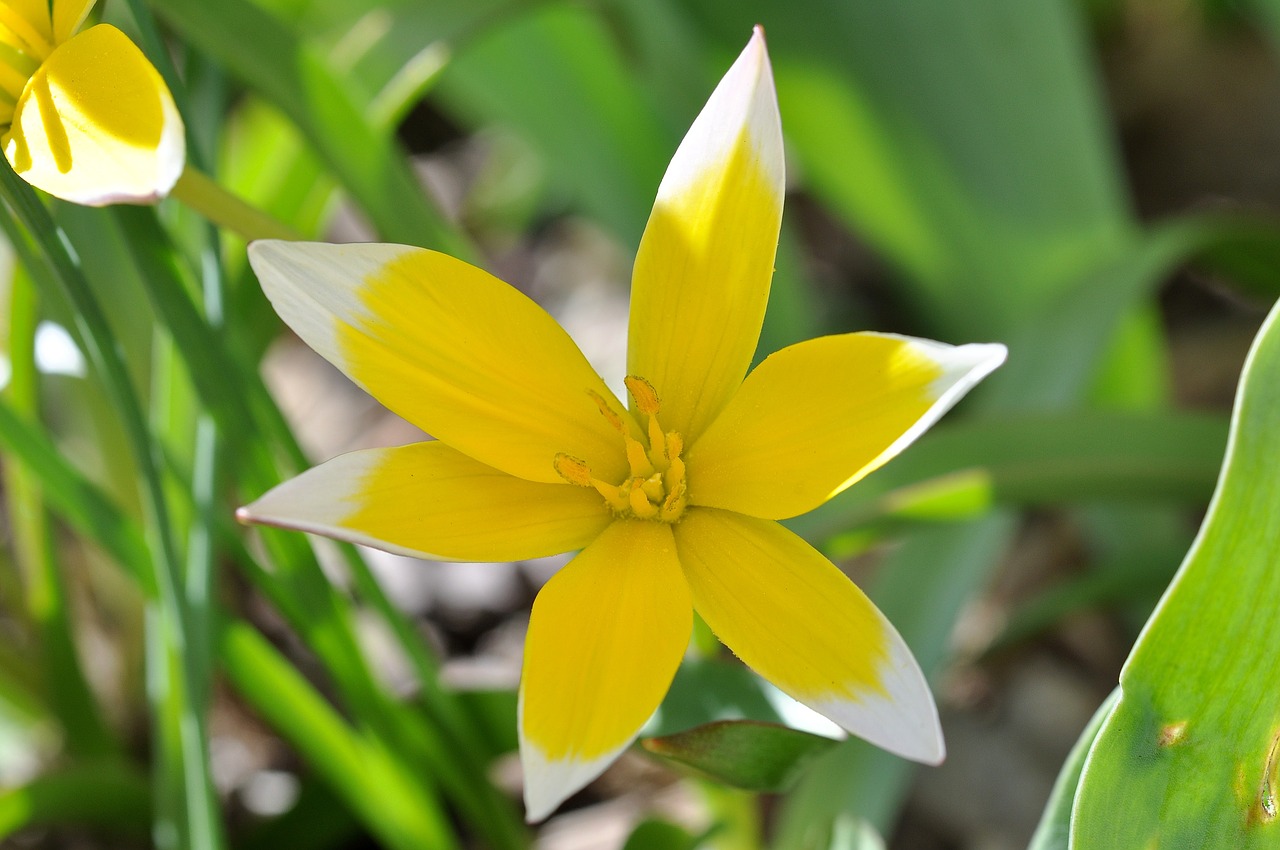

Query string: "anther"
[625, 375, 661, 416]
[553, 453, 593, 487]
[587, 390, 626, 434]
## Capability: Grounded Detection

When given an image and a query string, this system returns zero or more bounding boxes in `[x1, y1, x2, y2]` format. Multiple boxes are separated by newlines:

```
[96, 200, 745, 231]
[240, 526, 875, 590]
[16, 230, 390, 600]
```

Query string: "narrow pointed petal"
[249, 240, 638, 485]
[238, 441, 611, 562]
[687, 333, 1006, 519]
[520, 520, 691, 821]
[675, 508, 943, 764]
[52, 0, 96, 44]
[3, 25, 184, 205]
[627, 26, 783, 442]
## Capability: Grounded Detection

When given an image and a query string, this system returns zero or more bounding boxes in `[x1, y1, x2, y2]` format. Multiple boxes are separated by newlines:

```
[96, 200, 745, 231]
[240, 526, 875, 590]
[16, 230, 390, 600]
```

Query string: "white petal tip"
[655, 23, 782, 203]
[807, 624, 945, 767]
[520, 743, 622, 824]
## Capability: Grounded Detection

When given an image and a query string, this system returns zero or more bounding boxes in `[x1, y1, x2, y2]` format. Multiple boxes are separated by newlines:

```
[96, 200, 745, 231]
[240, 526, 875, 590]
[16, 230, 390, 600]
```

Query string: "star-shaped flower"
[0, 0, 184, 204]
[240, 27, 1005, 821]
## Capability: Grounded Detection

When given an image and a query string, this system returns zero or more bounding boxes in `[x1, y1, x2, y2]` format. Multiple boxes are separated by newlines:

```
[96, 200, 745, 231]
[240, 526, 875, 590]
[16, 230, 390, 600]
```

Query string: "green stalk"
[0, 160, 220, 850]
[3, 266, 114, 758]
[171, 167, 301, 242]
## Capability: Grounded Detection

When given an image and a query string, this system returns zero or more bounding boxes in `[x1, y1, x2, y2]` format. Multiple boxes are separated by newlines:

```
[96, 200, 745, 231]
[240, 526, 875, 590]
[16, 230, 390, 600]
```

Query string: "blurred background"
[5, 0, 1280, 848]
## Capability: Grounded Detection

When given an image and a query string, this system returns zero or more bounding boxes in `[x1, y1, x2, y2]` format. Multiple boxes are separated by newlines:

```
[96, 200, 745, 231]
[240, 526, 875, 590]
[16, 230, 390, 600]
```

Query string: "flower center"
[554, 376, 689, 523]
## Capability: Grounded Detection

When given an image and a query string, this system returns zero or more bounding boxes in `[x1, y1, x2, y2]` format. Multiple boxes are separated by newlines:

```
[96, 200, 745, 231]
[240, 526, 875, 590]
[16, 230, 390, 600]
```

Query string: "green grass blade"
[1070, 296, 1280, 845]
[0, 162, 221, 850]
[218, 620, 460, 850]
[4, 267, 115, 759]
[0, 761, 150, 838]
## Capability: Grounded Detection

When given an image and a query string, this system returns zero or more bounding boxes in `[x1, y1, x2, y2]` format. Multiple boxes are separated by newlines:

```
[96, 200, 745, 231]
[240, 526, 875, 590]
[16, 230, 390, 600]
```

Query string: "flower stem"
[170, 165, 301, 242]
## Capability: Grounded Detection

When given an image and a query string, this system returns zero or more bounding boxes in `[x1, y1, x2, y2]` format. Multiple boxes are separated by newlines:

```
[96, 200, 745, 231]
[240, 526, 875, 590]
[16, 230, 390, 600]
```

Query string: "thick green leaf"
[643, 721, 838, 793]
[1072, 295, 1280, 847]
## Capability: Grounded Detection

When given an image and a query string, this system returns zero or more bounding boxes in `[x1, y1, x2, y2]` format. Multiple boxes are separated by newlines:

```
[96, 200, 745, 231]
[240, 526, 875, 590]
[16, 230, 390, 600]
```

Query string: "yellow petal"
[520, 519, 690, 821]
[248, 241, 638, 485]
[686, 333, 1006, 519]
[0, 2, 52, 56]
[52, 0, 96, 44]
[626, 26, 784, 442]
[674, 508, 943, 764]
[237, 441, 611, 562]
[3, 24, 184, 205]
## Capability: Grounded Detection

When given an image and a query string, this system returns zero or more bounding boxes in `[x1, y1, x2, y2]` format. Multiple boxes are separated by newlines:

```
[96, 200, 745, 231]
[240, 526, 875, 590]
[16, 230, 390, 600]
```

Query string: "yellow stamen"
[592, 479, 631, 513]
[628, 483, 658, 519]
[557, 377, 690, 523]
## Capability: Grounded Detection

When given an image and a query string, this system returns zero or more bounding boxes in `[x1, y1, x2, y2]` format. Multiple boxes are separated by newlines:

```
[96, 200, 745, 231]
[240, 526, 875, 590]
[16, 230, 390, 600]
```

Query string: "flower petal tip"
[520, 741, 625, 824]
[809, 637, 945, 767]
[655, 21, 782, 205]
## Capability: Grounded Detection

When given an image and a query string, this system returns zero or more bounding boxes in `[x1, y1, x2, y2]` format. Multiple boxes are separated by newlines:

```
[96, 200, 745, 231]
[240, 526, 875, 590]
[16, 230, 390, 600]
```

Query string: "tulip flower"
[0, 0, 184, 204]
[240, 27, 1006, 821]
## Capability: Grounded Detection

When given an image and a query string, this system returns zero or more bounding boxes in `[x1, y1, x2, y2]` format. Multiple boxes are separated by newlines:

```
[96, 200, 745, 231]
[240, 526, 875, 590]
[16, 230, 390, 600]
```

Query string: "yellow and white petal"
[237, 441, 612, 563]
[520, 520, 691, 821]
[626, 26, 784, 442]
[3, 25, 183, 205]
[674, 508, 943, 764]
[686, 333, 1006, 520]
[249, 240, 638, 486]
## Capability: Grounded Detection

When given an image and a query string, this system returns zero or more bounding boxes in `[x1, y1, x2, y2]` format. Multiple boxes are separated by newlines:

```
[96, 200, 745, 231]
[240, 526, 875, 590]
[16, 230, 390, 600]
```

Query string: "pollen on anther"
[625, 375, 662, 416]
[587, 390, 626, 434]
[553, 453, 593, 487]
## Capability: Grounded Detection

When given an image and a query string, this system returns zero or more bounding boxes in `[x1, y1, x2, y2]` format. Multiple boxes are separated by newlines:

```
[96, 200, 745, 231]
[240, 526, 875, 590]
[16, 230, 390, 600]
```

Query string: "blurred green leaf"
[0, 762, 150, 839]
[682, 0, 1132, 338]
[792, 411, 1228, 542]
[622, 818, 702, 850]
[436, 1, 672, 240]
[1071, 295, 1280, 845]
[644, 720, 838, 793]
[153, 0, 471, 254]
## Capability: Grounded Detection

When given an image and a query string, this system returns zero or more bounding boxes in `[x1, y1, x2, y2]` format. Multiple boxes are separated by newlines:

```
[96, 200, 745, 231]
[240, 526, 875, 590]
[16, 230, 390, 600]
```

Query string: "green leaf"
[1071, 295, 1280, 847]
[790, 411, 1229, 542]
[0, 762, 150, 838]
[643, 720, 838, 793]
[650, 657, 794, 737]
[153, 0, 471, 255]
[681, 0, 1132, 339]
[622, 819, 701, 850]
